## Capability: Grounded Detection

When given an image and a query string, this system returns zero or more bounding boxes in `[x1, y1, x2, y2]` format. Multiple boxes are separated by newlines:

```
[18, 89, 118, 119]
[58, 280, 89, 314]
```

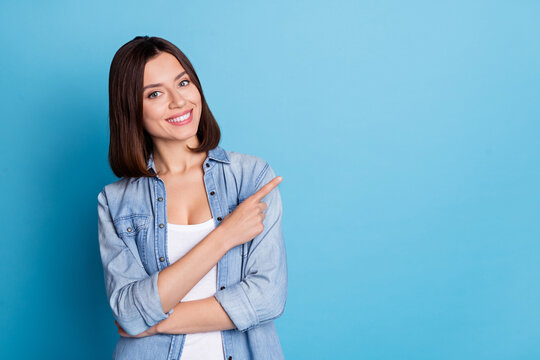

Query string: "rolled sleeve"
[214, 162, 288, 332]
[97, 191, 172, 336]
[214, 280, 259, 332]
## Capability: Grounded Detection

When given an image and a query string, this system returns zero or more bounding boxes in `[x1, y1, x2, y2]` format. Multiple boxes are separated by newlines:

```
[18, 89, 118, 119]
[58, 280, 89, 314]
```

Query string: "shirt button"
[159, 257, 165, 262]
[220, 286, 225, 290]
[210, 191, 215, 196]
[217, 217, 222, 221]
[206, 163, 210, 167]
[127, 227, 132, 232]
[158, 197, 163, 202]
[159, 223, 164, 228]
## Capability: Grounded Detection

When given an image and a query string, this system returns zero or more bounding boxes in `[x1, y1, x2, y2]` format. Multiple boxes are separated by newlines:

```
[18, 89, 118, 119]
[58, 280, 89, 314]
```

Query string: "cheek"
[188, 88, 202, 106]
[141, 111, 151, 129]
[142, 103, 151, 121]
[141, 111, 162, 135]
[142, 103, 163, 124]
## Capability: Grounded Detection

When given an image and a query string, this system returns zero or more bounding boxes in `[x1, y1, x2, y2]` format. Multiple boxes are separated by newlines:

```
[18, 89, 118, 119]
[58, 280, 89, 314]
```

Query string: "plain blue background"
[1, 1, 539, 359]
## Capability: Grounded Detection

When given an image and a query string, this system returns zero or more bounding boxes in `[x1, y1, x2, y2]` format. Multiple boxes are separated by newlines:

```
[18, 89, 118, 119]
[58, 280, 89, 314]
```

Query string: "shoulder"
[226, 149, 267, 167]
[97, 176, 153, 220]
[97, 177, 142, 203]
[223, 149, 272, 184]
[218, 147, 279, 201]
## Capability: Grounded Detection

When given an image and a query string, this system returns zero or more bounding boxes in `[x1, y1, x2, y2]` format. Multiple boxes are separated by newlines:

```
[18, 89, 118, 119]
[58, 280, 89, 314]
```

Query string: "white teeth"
[167, 111, 191, 122]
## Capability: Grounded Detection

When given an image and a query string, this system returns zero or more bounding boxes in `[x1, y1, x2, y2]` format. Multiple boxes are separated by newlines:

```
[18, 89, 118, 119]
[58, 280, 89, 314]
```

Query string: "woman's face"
[141, 52, 202, 144]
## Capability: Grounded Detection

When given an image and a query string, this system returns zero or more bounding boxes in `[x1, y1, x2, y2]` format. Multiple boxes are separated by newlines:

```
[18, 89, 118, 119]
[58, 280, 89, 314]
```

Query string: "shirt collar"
[146, 145, 230, 173]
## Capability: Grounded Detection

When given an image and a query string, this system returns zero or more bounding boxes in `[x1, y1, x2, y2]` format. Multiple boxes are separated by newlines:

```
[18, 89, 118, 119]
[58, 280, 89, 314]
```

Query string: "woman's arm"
[155, 163, 286, 335]
[214, 162, 288, 332]
[158, 163, 285, 322]
[98, 191, 172, 336]
[157, 176, 281, 314]
[156, 296, 236, 334]
[100, 168, 281, 336]
[98, 191, 232, 336]
[157, 225, 231, 314]
[116, 296, 234, 337]
[117, 162, 286, 337]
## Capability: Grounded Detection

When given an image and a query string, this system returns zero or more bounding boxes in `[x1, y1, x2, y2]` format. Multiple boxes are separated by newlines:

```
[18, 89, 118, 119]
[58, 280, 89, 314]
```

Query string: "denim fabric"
[97, 145, 287, 360]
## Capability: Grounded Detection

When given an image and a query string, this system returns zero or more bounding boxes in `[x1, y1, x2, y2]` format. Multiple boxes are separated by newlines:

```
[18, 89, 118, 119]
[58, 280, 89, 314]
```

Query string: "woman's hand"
[219, 176, 282, 249]
[115, 320, 159, 338]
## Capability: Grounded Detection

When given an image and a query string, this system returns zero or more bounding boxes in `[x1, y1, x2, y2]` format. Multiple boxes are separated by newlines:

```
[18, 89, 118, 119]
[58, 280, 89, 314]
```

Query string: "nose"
[169, 89, 186, 108]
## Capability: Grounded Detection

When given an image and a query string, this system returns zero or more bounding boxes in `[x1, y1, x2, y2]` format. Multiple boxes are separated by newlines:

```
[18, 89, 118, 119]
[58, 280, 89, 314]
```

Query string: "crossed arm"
[100, 163, 287, 338]
[116, 296, 235, 338]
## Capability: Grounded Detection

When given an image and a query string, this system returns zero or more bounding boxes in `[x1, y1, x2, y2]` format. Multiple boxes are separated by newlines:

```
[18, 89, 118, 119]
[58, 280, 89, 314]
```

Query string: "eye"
[179, 79, 190, 87]
[148, 91, 162, 99]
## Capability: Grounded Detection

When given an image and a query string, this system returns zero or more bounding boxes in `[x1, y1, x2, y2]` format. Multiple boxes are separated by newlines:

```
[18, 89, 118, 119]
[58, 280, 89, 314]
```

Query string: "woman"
[97, 36, 287, 360]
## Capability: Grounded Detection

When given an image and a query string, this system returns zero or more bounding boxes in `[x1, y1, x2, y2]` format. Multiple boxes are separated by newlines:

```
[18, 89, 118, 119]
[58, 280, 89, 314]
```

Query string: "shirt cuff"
[120, 271, 173, 335]
[214, 282, 259, 332]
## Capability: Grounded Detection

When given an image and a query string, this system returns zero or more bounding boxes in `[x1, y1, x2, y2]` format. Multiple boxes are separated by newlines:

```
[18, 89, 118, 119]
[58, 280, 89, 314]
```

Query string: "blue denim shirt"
[97, 146, 287, 360]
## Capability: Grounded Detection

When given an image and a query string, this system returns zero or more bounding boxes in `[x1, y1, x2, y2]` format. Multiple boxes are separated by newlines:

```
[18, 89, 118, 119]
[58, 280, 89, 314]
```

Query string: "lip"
[166, 109, 192, 120]
[166, 109, 193, 126]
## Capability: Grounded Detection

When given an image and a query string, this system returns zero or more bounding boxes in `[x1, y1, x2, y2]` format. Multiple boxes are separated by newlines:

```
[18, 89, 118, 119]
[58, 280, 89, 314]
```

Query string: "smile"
[166, 110, 193, 126]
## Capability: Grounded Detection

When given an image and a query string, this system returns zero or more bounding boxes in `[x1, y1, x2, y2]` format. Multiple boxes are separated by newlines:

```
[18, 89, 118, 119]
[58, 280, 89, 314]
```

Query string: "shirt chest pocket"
[113, 215, 151, 270]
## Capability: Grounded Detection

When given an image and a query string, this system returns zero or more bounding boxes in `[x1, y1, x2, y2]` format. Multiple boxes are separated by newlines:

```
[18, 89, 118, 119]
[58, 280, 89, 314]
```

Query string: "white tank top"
[166, 218, 225, 360]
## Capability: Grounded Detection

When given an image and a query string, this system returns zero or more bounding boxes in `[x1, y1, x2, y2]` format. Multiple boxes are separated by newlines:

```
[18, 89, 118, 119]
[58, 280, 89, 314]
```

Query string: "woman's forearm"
[156, 296, 236, 334]
[157, 225, 230, 313]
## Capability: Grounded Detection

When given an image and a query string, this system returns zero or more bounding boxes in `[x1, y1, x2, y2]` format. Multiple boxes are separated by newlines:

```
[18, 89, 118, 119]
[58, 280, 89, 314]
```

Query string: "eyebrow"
[142, 71, 187, 91]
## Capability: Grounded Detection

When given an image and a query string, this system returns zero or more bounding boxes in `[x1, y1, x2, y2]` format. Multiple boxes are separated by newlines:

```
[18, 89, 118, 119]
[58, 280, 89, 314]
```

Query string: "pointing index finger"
[251, 176, 283, 202]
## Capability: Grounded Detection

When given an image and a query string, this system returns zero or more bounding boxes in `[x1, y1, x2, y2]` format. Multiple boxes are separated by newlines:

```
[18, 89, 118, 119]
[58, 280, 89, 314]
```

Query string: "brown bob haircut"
[108, 35, 221, 178]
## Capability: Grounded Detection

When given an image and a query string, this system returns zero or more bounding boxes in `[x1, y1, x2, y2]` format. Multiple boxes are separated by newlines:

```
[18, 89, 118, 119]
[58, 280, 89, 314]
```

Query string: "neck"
[152, 136, 207, 176]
